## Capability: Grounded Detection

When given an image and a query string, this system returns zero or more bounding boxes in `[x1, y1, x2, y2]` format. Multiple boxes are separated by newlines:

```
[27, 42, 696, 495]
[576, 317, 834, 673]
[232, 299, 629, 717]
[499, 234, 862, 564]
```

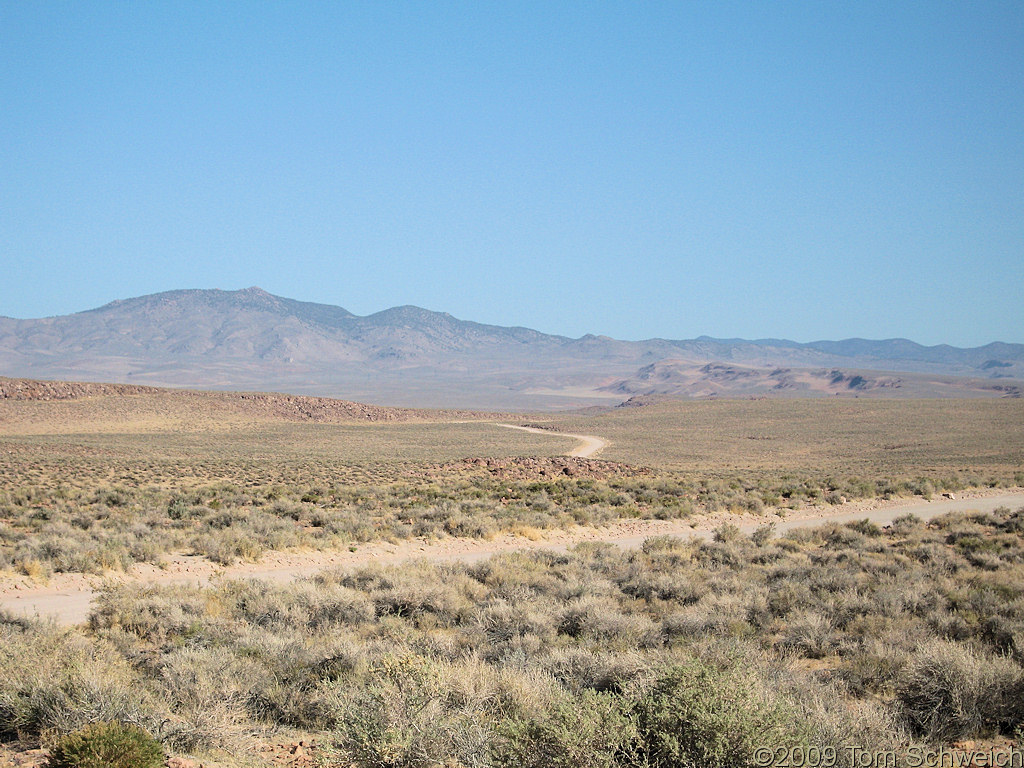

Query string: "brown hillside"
[0, 378, 164, 400]
[0, 376, 492, 428]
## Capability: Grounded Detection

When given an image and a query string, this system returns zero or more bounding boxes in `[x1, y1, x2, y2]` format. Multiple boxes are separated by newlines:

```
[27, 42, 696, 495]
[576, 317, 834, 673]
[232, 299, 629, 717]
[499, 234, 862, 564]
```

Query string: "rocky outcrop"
[0, 377, 163, 400]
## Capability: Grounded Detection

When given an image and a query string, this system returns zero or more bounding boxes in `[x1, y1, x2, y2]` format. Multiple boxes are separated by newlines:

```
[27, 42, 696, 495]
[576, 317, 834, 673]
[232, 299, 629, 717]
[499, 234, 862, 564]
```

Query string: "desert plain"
[2, 381, 1024, 767]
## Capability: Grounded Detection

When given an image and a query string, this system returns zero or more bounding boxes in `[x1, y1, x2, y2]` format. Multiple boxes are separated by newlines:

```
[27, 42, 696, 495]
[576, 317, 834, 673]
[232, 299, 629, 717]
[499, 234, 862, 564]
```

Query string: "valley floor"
[4, 487, 1022, 625]
[3, 390, 1023, 768]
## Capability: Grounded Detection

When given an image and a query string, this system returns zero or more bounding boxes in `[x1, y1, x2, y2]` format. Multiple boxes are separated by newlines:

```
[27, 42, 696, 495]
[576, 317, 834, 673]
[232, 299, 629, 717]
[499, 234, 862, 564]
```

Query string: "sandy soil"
[495, 423, 609, 457]
[3, 487, 1022, 626]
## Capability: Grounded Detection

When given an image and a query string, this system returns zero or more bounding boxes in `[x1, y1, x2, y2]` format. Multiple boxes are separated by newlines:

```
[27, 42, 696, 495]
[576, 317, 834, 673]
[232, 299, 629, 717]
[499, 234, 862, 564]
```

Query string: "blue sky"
[2, 2, 1022, 346]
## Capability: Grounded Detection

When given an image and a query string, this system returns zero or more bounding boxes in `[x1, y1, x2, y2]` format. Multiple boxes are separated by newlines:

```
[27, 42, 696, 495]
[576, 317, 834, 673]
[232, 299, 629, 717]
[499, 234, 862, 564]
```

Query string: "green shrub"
[493, 687, 633, 768]
[847, 519, 882, 537]
[326, 653, 494, 768]
[712, 523, 741, 543]
[751, 522, 775, 547]
[45, 721, 163, 768]
[632, 658, 809, 768]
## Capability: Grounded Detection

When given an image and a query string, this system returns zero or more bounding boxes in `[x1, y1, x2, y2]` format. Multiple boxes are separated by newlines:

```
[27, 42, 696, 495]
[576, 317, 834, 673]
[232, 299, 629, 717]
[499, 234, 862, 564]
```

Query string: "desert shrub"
[542, 648, 651, 695]
[911, 479, 936, 499]
[444, 512, 498, 539]
[88, 584, 214, 643]
[631, 657, 809, 767]
[354, 564, 480, 628]
[738, 494, 765, 514]
[794, 683, 910, 768]
[780, 612, 840, 659]
[8, 497, 1024, 765]
[889, 513, 924, 536]
[908, 541, 963, 573]
[44, 720, 163, 768]
[325, 653, 494, 768]
[696, 540, 745, 569]
[895, 639, 1024, 739]
[847, 519, 882, 537]
[620, 565, 707, 605]
[157, 646, 260, 752]
[751, 522, 775, 547]
[557, 596, 661, 648]
[476, 599, 555, 649]
[192, 529, 265, 565]
[712, 523, 742, 544]
[824, 490, 844, 505]
[0, 614, 163, 741]
[493, 686, 634, 768]
[641, 535, 690, 555]
[1002, 508, 1024, 535]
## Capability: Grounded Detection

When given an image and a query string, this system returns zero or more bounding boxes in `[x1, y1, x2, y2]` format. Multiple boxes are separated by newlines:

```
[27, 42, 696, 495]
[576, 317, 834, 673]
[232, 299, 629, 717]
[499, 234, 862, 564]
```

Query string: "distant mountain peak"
[1, 287, 1021, 410]
[237, 285, 277, 301]
[366, 305, 457, 326]
[230, 286, 286, 310]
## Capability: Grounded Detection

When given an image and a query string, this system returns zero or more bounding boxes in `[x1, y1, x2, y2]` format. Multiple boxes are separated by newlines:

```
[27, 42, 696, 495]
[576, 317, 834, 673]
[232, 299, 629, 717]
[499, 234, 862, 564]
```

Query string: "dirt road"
[495, 423, 609, 457]
[3, 489, 1022, 626]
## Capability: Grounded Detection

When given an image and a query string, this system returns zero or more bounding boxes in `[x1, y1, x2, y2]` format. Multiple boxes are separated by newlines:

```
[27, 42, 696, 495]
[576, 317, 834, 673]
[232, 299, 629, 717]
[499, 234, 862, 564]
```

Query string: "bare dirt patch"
[494, 422, 610, 458]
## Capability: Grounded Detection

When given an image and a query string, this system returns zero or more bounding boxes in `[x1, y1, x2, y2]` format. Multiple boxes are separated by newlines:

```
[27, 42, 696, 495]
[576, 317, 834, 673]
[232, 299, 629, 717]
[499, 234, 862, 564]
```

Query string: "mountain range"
[1, 287, 1021, 409]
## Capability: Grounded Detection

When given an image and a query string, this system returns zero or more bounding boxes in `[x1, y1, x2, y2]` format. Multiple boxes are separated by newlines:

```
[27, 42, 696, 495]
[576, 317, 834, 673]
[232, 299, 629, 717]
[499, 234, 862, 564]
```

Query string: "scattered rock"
[262, 739, 319, 766]
[0, 745, 48, 767]
[0, 377, 161, 401]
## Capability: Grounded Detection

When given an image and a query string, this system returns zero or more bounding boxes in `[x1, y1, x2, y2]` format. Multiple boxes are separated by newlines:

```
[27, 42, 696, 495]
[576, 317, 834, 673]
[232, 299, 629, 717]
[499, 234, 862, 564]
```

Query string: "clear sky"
[2, 2, 1022, 346]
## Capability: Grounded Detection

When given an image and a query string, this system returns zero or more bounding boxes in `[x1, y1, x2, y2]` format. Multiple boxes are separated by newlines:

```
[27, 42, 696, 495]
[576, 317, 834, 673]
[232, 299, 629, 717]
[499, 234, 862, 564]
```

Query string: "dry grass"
[7, 506, 1024, 765]
[544, 398, 1024, 476]
[3, 391, 1023, 765]
[1, 397, 1021, 575]
[0, 421, 574, 491]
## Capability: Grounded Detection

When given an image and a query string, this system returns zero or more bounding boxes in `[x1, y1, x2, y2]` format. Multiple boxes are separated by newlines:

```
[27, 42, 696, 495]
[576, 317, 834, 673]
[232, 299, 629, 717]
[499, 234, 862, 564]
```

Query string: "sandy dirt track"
[2, 488, 1022, 626]
[495, 423, 609, 457]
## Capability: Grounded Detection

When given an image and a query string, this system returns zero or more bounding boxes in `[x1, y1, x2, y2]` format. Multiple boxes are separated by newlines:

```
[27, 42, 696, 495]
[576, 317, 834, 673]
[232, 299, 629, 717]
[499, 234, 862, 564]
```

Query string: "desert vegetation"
[2, 394, 1023, 766]
[545, 398, 1024, 475]
[4, 507, 1024, 765]
[1, 398, 1022, 577]
[2, 464, 1021, 577]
